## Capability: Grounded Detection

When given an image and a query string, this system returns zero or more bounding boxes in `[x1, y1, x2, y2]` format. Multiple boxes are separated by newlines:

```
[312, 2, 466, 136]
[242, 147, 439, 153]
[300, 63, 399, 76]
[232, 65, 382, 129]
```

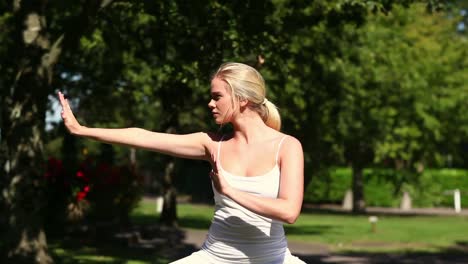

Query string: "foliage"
[81, 157, 143, 225]
[0, 0, 461, 260]
[305, 167, 468, 207]
[43, 155, 143, 230]
[294, 2, 468, 211]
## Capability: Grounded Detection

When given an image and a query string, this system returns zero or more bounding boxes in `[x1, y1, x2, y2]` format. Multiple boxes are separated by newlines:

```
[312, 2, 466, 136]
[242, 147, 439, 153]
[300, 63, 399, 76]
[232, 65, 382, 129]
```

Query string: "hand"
[210, 151, 232, 196]
[58, 91, 82, 135]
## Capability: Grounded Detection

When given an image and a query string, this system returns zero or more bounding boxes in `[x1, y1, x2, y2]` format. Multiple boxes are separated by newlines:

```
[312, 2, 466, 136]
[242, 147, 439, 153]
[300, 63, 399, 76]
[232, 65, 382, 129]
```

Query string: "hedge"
[304, 167, 468, 208]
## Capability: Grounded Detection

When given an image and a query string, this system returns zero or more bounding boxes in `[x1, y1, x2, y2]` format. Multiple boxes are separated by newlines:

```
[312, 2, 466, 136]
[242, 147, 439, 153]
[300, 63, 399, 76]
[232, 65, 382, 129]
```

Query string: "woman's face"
[208, 77, 234, 124]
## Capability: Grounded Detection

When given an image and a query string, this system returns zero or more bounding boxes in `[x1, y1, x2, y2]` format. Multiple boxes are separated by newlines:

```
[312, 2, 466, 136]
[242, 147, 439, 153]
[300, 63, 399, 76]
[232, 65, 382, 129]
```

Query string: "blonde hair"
[212, 62, 281, 131]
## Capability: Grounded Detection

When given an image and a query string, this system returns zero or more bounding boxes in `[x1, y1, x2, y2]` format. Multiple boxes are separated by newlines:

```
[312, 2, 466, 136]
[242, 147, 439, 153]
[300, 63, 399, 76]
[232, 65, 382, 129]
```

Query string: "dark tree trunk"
[2, 88, 52, 263]
[352, 164, 366, 213]
[345, 138, 372, 214]
[159, 160, 178, 227]
[0, 1, 62, 262]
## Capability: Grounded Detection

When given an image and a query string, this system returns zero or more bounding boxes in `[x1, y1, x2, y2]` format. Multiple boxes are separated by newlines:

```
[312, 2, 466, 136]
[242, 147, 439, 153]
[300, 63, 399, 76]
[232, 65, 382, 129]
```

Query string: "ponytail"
[262, 100, 281, 131]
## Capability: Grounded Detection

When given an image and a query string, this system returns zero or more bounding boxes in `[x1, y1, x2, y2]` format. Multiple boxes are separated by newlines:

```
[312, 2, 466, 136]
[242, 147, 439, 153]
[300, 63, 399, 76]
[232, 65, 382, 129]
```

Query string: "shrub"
[305, 167, 468, 208]
[43, 156, 143, 231]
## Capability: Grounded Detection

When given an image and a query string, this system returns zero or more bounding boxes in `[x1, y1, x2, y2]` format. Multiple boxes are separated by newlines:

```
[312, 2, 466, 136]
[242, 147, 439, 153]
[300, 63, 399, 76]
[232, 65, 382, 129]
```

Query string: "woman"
[59, 62, 305, 264]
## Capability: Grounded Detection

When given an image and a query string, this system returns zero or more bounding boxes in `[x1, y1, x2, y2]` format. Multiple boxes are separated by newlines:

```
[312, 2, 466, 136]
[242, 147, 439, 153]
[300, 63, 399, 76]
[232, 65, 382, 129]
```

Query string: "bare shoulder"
[279, 134, 303, 157]
[281, 134, 302, 149]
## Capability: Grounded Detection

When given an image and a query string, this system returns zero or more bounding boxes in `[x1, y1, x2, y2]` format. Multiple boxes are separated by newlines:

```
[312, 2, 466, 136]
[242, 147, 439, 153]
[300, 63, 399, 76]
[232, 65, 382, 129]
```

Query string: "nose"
[208, 99, 215, 109]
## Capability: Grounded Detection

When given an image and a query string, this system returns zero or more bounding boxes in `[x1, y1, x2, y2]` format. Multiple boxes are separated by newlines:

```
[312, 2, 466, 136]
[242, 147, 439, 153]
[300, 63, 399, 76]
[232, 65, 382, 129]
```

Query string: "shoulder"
[280, 134, 302, 148]
[278, 135, 303, 173]
[278, 134, 303, 157]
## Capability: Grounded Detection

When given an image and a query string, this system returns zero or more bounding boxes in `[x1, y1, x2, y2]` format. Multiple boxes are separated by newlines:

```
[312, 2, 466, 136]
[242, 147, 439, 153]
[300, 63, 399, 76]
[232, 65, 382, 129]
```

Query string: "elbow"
[282, 211, 300, 224]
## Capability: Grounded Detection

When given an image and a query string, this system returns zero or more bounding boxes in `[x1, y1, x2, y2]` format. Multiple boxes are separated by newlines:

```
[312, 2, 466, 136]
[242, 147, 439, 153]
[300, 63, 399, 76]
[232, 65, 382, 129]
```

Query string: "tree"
[1, 0, 452, 261]
[329, 3, 467, 211]
[0, 0, 113, 262]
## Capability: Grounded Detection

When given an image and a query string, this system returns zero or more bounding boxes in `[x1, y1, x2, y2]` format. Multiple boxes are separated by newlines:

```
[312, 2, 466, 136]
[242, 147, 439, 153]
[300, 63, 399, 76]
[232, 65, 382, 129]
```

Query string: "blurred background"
[1, 0, 467, 263]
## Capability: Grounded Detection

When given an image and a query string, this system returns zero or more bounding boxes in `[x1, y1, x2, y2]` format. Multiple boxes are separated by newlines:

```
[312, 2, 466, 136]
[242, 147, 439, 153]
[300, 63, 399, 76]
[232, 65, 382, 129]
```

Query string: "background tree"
[326, 3, 467, 211]
[0, 0, 113, 262]
[0, 0, 452, 262]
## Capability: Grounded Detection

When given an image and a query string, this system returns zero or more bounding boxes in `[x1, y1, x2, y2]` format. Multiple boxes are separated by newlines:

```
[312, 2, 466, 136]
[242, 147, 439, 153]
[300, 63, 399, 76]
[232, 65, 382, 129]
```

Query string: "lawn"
[288, 211, 468, 253]
[51, 199, 468, 263]
[133, 199, 468, 253]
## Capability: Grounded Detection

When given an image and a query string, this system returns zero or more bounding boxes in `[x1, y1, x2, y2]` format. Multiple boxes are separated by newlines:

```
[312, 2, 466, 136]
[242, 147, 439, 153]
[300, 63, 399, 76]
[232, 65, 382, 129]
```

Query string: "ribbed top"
[201, 135, 289, 264]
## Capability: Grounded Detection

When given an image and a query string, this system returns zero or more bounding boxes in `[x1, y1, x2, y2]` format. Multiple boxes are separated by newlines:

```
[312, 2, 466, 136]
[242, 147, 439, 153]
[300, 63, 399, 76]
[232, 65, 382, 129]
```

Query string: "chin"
[214, 119, 227, 125]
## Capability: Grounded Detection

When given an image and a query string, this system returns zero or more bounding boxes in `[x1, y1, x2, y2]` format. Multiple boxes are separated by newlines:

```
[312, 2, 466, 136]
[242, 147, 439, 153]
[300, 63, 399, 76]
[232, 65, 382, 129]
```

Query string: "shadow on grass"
[50, 236, 168, 264]
[303, 250, 468, 264]
[284, 224, 335, 236]
[131, 213, 160, 226]
[132, 211, 211, 230]
[292, 240, 468, 264]
[48, 223, 197, 264]
[178, 215, 212, 230]
[50, 205, 468, 264]
[49, 225, 468, 264]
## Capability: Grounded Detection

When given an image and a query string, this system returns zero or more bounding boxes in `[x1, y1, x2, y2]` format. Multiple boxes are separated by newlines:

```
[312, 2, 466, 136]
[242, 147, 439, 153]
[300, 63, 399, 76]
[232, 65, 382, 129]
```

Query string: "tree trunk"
[352, 164, 366, 213]
[0, 1, 61, 262]
[2, 78, 52, 263]
[159, 160, 178, 227]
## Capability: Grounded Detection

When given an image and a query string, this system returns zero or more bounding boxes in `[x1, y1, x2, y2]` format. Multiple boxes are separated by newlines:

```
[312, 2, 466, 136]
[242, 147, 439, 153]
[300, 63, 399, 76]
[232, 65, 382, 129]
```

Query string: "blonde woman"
[59, 62, 305, 264]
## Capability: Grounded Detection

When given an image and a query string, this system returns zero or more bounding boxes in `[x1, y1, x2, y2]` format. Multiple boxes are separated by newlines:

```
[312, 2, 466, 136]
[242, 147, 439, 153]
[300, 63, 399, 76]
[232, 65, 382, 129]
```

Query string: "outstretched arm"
[58, 91, 211, 160]
[210, 136, 304, 224]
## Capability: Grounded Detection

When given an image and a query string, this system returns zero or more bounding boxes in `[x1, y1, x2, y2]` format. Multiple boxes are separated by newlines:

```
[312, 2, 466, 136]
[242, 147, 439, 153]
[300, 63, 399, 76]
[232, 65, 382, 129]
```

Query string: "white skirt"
[170, 248, 306, 264]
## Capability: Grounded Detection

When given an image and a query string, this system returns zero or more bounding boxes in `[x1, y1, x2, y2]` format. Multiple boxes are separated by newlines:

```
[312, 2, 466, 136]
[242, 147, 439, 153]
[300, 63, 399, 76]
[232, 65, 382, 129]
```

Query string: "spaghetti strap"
[217, 135, 225, 163]
[275, 135, 288, 164]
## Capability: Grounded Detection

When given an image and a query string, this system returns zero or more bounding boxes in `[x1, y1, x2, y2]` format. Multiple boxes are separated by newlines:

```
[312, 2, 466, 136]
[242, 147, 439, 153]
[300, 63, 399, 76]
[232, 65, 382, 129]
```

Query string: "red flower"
[76, 171, 85, 178]
[83, 186, 90, 193]
[76, 191, 87, 201]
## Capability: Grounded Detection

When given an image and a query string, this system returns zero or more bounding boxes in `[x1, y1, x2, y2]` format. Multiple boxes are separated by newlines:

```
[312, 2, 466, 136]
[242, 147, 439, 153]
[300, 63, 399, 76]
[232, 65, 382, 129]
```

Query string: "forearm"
[225, 188, 302, 224]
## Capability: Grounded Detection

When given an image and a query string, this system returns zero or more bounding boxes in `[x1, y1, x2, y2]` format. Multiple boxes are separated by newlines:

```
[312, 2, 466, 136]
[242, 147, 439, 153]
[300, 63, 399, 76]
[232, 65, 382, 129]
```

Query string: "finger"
[65, 99, 71, 111]
[58, 91, 65, 106]
[59, 92, 70, 113]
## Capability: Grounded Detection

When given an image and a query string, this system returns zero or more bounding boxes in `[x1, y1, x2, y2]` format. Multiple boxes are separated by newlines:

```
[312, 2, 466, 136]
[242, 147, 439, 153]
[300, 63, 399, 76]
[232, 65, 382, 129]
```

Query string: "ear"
[239, 98, 249, 108]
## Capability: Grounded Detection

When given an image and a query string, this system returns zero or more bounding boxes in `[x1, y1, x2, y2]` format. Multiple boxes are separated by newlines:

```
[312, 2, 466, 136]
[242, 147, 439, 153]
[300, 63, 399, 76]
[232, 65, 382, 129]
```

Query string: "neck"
[231, 114, 271, 144]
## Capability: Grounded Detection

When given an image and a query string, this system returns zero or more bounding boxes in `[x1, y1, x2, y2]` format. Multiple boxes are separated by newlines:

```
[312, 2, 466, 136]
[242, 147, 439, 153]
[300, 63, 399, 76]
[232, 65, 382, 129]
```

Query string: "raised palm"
[58, 91, 81, 134]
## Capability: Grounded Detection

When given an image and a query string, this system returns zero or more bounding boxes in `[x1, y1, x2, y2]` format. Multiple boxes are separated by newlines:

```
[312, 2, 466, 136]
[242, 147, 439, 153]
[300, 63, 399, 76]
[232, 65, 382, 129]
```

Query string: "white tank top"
[201, 135, 290, 264]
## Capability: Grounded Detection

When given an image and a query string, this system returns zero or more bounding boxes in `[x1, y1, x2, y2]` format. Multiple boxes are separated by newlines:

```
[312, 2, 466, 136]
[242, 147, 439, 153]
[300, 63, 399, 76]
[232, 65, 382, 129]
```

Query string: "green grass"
[51, 199, 468, 263]
[288, 212, 468, 253]
[50, 243, 168, 264]
[133, 199, 468, 253]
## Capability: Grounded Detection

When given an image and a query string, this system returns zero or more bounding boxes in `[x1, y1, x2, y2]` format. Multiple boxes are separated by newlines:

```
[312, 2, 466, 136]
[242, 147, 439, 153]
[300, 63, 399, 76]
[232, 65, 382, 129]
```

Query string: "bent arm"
[221, 137, 304, 224]
[58, 91, 211, 160]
